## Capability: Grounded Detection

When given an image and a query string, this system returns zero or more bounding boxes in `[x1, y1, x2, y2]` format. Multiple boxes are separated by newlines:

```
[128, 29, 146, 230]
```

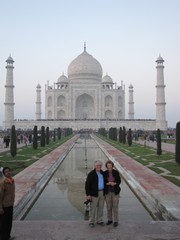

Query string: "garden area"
[97, 133, 180, 187]
[0, 132, 72, 176]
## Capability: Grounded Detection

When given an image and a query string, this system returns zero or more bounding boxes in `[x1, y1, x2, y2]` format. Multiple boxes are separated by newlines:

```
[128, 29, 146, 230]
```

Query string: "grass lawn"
[97, 135, 180, 187]
[0, 135, 72, 176]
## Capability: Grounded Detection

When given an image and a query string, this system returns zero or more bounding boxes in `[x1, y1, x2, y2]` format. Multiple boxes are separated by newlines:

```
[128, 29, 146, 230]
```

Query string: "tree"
[119, 127, 123, 143]
[128, 128, 132, 146]
[175, 122, 180, 164]
[10, 125, 17, 158]
[113, 128, 117, 141]
[40, 126, 45, 147]
[65, 128, 72, 136]
[109, 128, 112, 140]
[157, 128, 162, 156]
[46, 127, 49, 145]
[99, 128, 106, 137]
[57, 127, 61, 140]
[109, 128, 117, 141]
[53, 129, 56, 142]
[33, 126, 38, 149]
[123, 126, 126, 144]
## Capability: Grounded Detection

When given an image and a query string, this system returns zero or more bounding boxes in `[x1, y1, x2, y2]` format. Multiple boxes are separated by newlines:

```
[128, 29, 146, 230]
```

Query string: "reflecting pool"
[25, 135, 152, 221]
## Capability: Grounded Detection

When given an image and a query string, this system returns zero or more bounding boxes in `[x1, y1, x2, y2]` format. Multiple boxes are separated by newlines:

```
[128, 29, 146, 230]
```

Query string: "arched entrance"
[75, 94, 95, 119]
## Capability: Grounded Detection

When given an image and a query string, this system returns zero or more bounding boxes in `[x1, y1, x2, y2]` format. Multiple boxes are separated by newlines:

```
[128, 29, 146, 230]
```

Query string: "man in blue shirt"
[85, 160, 105, 228]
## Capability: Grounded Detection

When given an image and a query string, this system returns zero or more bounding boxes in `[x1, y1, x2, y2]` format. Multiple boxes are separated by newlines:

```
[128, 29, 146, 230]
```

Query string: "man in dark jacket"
[85, 160, 105, 228]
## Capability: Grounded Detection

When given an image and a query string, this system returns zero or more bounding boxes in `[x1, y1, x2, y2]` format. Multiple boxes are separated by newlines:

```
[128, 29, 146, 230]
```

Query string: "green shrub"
[33, 126, 38, 149]
[157, 128, 162, 156]
[40, 126, 45, 147]
[128, 128, 132, 146]
[46, 127, 49, 145]
[123, 126, 126, 144]
[175, 122, 180, 164]
[119, 127, 123, 143]
[10, 125, 17, 158]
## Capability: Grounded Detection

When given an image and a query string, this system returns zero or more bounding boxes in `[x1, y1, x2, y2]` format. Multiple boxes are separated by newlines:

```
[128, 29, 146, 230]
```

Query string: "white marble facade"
[4, 46, 167, 131]
[45, 46, 125, 121]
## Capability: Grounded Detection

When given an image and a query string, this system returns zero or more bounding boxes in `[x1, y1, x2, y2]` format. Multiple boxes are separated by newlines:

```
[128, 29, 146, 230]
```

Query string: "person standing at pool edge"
[85, 160, 105, 228]
[0, 167, 15, 240]
[104, 160, 121, 227]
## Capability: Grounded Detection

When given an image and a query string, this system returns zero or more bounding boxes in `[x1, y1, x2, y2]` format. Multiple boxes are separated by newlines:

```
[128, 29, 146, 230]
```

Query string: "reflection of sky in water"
[25, 135, 152, 221]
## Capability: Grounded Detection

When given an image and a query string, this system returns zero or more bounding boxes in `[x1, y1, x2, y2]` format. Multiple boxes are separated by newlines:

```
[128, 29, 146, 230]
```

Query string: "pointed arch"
[105, 95, 113, 107]
[75, 93, 94, 119]
[57, 95, 65, 107]
[47, 111, 52, 119]
[105, 110, 113, 119]
[57, 110, 65, 119]
[48, 96, 52, 107]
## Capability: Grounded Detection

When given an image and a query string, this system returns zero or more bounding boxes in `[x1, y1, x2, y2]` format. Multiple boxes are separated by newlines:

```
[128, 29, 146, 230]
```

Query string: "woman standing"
[104, 160, 121, 227]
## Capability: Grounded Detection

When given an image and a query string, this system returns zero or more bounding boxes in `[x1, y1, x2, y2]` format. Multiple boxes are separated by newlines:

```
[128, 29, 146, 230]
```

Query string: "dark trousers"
[0, 206, 13, 240]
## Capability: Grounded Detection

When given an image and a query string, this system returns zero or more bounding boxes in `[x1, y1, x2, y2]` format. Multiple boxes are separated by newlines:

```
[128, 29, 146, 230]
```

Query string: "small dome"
[68, 49, 103, 80]
[36, 84, 41, 88]
[57, 74, 68, 83]
[102, 74, 113, 83]
[6, 55, 14, 63]
[129, 84, 133, 88]
[156, 55, 164, 63]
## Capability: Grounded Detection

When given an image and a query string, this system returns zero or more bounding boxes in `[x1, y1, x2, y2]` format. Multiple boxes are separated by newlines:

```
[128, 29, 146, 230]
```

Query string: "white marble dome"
[102, 74, 113, 83]
[68, 49, 103, 80]
[57, 74, 68, 83]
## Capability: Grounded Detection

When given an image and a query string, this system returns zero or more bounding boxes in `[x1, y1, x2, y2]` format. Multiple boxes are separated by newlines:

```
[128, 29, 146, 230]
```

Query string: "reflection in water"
[25, 134, 152, 221]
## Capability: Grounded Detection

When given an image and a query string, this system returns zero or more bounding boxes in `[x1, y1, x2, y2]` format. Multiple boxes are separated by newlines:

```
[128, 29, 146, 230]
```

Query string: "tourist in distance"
[0, 167, 15, 240]
[104, 160, 121, 227]
[85, 160, 105, 228]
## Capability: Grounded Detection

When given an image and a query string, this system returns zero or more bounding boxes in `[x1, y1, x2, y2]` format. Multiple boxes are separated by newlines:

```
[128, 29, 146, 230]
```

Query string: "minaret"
[128, 84, 134, 120]
[35, 84, 42, 120]
[3, 55, 15, 129]
[155, 55, 167, 130]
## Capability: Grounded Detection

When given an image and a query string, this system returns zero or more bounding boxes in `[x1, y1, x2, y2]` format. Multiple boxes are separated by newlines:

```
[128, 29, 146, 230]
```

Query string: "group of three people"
[0, 160, 120, 240]
[85, 160, 121, 228]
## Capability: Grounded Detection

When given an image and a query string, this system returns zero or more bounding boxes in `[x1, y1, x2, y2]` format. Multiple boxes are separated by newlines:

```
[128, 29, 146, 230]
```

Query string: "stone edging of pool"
[13, 135, 79, 220]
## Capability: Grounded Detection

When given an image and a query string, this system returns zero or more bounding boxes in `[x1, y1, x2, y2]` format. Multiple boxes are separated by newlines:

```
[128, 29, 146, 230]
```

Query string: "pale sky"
[0, 0, 180, 128]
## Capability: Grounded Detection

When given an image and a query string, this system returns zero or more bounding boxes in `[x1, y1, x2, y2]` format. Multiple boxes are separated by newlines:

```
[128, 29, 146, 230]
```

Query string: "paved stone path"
[135, 140, 175, 153]
[133, 140, 179, 181]
[12, 220, 180, 240]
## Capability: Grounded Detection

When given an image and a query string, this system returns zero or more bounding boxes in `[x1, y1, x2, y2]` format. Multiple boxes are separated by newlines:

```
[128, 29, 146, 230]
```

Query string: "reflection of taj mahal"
[3, 44, 167, 130]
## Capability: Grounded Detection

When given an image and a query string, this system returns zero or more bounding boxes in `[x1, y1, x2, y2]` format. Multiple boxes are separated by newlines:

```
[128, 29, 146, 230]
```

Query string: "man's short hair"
[3, 167, 10, 175]
[94, 160, 102, 166]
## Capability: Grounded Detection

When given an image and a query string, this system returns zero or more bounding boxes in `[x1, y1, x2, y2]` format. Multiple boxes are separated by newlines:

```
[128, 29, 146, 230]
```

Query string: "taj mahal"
[3, 44, 167, 131]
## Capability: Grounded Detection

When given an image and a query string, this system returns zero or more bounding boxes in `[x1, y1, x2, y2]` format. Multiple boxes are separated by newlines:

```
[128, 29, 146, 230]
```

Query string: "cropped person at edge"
[0, 167, 15, 240]
[104, 160, 121, 227]
[85, 160, 105, 228]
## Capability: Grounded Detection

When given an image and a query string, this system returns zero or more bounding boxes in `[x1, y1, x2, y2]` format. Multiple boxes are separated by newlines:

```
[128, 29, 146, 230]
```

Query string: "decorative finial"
[84, 41, 86, 52]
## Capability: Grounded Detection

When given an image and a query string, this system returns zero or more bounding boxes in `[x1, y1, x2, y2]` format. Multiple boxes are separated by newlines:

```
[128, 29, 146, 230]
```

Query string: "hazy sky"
[0, 0, 180, 128]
